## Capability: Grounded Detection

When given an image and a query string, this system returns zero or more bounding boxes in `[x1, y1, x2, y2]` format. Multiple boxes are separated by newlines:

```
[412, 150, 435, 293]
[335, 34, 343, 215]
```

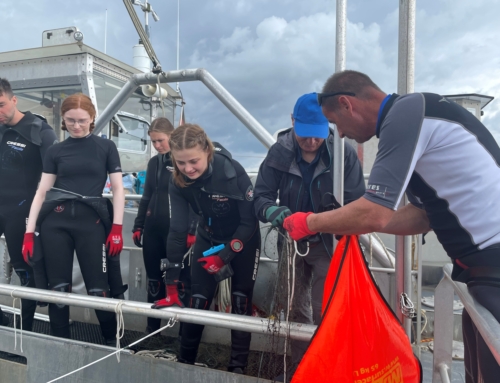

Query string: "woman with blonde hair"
[23, 93, 125, 344]
[153, 124, 260, 374]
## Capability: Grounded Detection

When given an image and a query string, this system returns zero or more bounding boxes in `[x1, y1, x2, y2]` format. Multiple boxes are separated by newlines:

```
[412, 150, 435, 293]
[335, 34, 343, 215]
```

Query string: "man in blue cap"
[253, 92, 365, 378]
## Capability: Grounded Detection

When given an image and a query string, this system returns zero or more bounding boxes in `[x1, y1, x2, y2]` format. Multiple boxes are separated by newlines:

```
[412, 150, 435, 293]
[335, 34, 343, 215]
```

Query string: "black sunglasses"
[317, 91, 356, 106]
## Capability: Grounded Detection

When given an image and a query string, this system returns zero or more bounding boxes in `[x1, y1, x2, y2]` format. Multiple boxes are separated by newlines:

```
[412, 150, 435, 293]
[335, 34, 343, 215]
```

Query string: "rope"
[11, 289, 23, 353]
[182, 246, 192, 268]
[216, 277, 231, 313]
[294, 240, 309, 257]
[46, 316, 178, 383]
[135, 349, 177, 361]
[114, 300, 125, 362]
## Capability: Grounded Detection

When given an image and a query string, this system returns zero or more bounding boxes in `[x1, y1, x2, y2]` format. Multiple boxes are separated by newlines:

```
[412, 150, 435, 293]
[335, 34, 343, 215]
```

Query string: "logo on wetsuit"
[166, 166, 174, 172]
[6, 141, 26, 151]
[54, 205, 65, 213]
[245, 185, 254, 201]
[211, 194, 230, 215]
[102, 244, 107, 272]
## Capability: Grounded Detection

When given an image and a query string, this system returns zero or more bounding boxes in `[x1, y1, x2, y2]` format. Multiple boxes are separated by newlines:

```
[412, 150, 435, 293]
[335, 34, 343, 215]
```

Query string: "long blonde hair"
[169, 124, 214, 187]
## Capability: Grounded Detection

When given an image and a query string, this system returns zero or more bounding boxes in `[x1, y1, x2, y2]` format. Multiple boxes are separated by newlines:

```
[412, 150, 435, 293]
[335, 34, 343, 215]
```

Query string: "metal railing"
[0, 283, 315, 342]
[433, 264, 500, 382]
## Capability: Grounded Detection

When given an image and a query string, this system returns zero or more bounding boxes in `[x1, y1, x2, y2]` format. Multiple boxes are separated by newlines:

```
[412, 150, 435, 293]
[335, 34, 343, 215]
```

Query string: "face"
[322, 101, 373, 143]
[0, 94, 18, 125]
[172, 145, 210, 180]
[149, 131, 170, 154]
[63, 108, 93, 138]
[295, 134, 324, 154]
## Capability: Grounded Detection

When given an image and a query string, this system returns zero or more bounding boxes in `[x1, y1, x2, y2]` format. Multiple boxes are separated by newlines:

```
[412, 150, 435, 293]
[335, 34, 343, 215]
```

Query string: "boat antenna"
[123, 0, 162, 73]
[104, 9, 108, 54]
[176, 0, 180, 92]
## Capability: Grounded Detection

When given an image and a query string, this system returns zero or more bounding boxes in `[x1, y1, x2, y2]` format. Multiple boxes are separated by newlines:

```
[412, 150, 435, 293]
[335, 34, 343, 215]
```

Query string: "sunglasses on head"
[317, 92, 356, 106]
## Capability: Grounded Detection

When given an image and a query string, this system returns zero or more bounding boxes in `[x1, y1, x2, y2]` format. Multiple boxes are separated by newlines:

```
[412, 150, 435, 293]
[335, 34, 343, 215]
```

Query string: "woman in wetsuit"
[132, 117, 196, 334]
[23, 94, 125, 344]
[153, 124, 260, 374]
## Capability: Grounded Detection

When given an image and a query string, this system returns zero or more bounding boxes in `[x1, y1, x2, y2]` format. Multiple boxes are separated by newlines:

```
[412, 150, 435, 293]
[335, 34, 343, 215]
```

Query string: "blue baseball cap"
[292, 92, 329, 139]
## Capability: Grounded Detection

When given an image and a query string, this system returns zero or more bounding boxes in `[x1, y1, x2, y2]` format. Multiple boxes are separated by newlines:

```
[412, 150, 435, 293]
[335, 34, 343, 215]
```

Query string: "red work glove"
[186, 234, 196, 248]
[132, 228, 143, 248]
[283, 212, 316, 241]
[22, 233, 35, 264]
[151, 284, 184, 308]
[198, 255, 225, 275]
[106, 224, 123, 257]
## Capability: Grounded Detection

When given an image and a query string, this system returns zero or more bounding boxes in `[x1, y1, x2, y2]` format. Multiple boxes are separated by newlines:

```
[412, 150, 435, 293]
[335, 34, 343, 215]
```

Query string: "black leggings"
[142, 216, 190, 331]
[0, 202, 37, 331]
[180, 230, 260, 370]
[463, 284, 500, 383]
[40, 201, 116, 339]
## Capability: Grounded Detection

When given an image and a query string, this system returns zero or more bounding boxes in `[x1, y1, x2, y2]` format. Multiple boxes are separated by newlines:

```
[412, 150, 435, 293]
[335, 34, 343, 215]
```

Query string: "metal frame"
[94, 69, 275, 149]
[433, 264, 500, 382]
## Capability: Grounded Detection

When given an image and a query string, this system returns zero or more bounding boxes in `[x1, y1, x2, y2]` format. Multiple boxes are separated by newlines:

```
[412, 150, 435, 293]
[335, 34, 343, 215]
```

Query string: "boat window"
[110, 114, 148, 153]
[13, 86, 83, 141]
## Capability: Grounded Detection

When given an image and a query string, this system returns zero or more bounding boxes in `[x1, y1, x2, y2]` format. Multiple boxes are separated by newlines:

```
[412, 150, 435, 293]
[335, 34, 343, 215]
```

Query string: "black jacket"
[253, 128, 365, 254]
[167, 143, 259, 263]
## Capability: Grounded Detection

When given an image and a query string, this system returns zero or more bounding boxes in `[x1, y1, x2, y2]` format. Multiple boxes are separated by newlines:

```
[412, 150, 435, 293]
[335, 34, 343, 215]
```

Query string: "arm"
[109, 173, 124, 225]
[232, 161, 259, 241]
[133, 158, 155, 229]
[166, 179, 190, 263]
[26, 173, 57, 232]
[306, 197, 430, 236]
[253, 155, 283, 222]
[39, 125, 58, 160]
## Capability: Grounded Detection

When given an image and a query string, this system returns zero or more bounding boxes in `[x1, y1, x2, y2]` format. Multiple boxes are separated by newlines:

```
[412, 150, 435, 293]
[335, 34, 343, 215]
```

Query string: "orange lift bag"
[292, 236, 422, 383]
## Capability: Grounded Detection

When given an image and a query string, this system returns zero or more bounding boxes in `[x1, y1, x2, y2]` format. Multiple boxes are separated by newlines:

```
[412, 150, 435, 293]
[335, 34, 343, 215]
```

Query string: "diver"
[0, 77, 58, 330]
[23, 93, 125, 344]
[153, 124, 260, 374]
[132, 117, 196, 334]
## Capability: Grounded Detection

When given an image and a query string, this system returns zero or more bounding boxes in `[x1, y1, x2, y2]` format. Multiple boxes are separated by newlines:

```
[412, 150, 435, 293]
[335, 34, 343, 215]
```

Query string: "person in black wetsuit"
[132, 117, 196, 334]
[153, 124, 260, 374]
[23, 93, 125, 344]
[0, 78, 58, 329]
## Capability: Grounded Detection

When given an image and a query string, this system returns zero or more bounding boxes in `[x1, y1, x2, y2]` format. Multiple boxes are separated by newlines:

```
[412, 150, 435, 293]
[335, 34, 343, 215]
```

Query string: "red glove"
[186, 234, 196, 248]
[132, 228, 143, 248]
[283, 212, 316, 241]
[22, 233, 35, 264]
[106, 224, 123, 257]
[151, 284, 184, 308]
[198, 255, 225, 274]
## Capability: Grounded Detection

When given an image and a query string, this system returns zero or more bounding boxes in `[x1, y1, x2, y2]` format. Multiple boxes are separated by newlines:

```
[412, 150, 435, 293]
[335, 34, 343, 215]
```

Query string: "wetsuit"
[40, 134, 122, 340]
[133, 152, 196, 332]
[167, 144, 260, 372]
[368, 93, 500, 383]
[0, 112, 57, 330]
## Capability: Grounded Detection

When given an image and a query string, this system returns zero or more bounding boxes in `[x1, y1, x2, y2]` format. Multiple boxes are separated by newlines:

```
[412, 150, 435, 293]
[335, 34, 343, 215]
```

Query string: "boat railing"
[0, 283, 315, 342]
[433, 263, 500, 382]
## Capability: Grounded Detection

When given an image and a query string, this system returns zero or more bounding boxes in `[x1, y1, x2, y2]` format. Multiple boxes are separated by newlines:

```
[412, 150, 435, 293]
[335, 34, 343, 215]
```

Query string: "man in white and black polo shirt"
[283, 70, 500, 383]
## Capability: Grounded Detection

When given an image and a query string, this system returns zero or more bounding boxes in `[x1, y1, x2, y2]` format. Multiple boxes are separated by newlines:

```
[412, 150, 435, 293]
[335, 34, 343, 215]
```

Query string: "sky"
[1, 0, 500, 170]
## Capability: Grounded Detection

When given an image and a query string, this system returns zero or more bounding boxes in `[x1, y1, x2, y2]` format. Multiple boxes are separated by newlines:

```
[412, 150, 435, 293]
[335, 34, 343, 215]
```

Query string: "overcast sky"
[1, 0, 499, 170]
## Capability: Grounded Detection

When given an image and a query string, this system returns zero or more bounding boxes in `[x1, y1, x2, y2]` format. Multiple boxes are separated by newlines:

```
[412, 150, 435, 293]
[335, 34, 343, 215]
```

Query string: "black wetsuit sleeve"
[187, 205, 199, 235]
[232, 160, 258, 242]
[253, 154, 283, 222]
[106, 140, 122, 174]
[43, 145, 58, 175]
[166, 178, 190, 263]
[343, 141, 366, 204]
[39, 123, 58, 161]
[133, 157, 155, 230]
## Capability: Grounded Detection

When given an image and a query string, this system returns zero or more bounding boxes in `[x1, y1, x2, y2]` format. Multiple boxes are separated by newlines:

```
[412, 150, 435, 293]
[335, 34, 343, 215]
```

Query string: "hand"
[283, 212, 317, 241]
[22, 233, 35, 264]
[152, 284, 184, 309]
[186, 234, 196, 248]
[265, 206, 292, 227]
[198, 255, 225, 274]
[132, 228, 143, 248]
[106, 224, 123, 257]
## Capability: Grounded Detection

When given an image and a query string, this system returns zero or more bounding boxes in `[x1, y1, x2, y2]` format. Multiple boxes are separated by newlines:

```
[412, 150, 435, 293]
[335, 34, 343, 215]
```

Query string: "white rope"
[370, 233, 394, 268]
[182, 246, 192, 268]
[216, 277, 232, 313]
[46, 316, 178, 383]
[114, 300, 125, 362]
[135, 349, 177, 361]
[11, 289, 23, 353]
[294, 240, 309, 257]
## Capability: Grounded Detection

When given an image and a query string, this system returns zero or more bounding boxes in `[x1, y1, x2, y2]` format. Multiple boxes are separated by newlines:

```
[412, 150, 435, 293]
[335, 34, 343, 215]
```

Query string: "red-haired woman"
[23, 93, 125, 344]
